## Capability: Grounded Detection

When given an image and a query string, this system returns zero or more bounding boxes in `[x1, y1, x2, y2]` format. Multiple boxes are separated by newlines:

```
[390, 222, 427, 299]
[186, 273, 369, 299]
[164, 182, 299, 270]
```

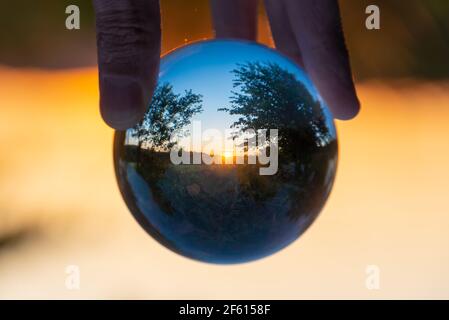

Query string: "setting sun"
[222, 151, 233, 158]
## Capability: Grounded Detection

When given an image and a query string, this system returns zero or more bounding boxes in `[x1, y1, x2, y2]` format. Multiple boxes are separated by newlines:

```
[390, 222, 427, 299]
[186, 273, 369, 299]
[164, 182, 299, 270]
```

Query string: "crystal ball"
[114, 40, 338, 264]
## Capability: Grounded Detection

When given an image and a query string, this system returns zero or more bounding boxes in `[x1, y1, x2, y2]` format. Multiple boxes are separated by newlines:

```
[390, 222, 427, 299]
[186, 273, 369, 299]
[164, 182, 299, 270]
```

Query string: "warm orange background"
[0, 2, 449, 299]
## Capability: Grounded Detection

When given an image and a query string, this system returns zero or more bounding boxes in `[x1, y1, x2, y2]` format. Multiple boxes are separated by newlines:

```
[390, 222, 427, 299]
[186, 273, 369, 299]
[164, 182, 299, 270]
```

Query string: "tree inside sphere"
[114, 40, 338, 264]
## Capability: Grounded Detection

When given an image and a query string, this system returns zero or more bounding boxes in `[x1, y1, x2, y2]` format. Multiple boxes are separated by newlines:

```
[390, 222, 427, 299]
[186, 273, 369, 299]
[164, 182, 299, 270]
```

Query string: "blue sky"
[160, 40, 334, 130]
[128, 40, 336, 150]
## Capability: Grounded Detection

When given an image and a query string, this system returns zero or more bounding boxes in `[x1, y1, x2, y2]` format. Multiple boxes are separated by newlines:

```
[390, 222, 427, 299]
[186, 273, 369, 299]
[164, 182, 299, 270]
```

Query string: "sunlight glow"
[222, 151, 233, 158]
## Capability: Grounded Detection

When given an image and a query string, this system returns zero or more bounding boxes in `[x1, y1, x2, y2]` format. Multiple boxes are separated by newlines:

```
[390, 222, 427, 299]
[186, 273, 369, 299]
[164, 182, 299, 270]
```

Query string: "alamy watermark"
[169, 121, 279, 176]
[365, 264, 381, 290]
[65, 265, 80, 290]
[64, 5, 379, 31]
[65, 5, 80, 30]
[366, 5, 380, 30]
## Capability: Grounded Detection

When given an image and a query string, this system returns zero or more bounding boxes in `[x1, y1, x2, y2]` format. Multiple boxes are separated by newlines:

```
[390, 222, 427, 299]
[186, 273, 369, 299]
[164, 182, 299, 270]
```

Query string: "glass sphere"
[114, 40, 338, 264]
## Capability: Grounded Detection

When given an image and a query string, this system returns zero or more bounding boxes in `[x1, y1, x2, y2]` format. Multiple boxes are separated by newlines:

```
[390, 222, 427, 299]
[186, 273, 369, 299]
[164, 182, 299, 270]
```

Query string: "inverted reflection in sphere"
[114, 40, 338, 264]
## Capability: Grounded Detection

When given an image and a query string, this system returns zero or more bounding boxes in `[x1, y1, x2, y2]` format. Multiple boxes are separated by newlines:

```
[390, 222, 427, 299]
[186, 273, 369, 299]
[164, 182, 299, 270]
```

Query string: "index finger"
[93, 0, 161, 130]
[283, 0, 360, 120]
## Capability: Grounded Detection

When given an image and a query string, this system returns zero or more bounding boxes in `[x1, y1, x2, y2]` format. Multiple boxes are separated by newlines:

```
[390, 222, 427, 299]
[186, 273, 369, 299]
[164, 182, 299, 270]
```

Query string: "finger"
[282, 0, 360, 120]
[211, 0, 259, 41]
[93, 0, 161, 130]
[263, 0, 304, 67]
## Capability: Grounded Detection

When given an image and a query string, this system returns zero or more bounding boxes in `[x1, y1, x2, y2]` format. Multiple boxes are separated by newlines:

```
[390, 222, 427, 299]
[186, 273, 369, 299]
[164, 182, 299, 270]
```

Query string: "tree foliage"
[132, 83, 203, 150]
[219, 62, 331, 159]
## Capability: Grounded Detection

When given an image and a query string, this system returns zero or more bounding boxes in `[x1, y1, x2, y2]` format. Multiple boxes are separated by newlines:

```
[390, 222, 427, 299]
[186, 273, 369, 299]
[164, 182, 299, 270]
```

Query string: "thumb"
[93, 0, 161, 129]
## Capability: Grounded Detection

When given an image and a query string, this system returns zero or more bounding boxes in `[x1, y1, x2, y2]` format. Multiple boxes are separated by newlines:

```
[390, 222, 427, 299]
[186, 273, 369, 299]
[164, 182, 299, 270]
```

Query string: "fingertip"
[101, 109, 146, 131]
[331, 94, 361, 121]
[99, 75, 148, 130]
[93, 0, 161, 130]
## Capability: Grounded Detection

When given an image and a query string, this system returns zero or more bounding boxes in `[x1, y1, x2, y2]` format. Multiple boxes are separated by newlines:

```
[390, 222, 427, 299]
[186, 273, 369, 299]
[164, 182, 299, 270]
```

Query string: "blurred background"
[0, 0, 449, 299]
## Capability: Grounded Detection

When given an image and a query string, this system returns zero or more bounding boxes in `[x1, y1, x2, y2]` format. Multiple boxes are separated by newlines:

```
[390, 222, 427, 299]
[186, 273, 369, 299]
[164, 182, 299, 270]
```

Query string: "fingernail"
[99, 75, 147, 130]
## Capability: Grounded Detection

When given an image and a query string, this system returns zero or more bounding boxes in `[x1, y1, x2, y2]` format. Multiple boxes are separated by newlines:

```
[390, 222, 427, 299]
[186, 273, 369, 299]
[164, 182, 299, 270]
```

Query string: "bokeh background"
[1, 0, 449, 299]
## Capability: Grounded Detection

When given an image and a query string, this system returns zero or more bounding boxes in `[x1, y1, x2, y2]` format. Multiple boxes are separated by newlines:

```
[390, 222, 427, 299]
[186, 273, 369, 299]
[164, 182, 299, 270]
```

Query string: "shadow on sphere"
[114, 40, 338, 264]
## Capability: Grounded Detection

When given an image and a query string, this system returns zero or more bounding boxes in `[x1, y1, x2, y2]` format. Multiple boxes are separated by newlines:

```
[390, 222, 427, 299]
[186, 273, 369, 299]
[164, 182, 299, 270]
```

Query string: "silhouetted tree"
[124, 83, 203, 215]
[219, 62, 331, 160]
[132, 82, 203, 151]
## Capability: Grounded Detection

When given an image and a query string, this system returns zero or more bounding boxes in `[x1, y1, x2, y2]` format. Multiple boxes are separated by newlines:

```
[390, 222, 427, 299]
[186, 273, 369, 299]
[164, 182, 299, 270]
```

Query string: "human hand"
[93, 0, 359, 130]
